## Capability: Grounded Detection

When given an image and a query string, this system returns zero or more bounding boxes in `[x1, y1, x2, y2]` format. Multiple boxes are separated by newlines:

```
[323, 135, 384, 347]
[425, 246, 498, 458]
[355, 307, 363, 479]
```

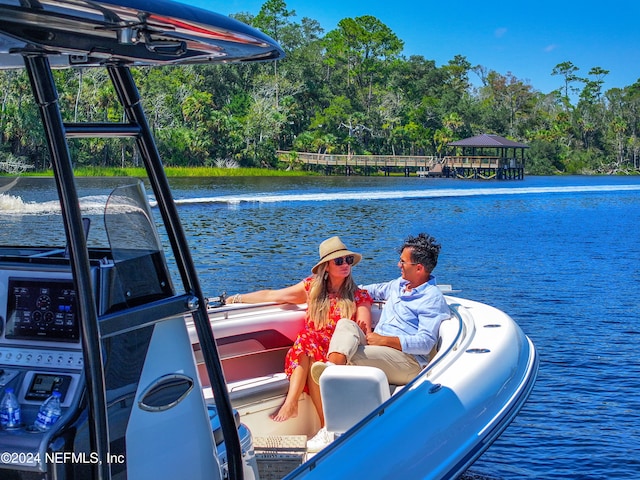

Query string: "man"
[311, 233, 451, 386]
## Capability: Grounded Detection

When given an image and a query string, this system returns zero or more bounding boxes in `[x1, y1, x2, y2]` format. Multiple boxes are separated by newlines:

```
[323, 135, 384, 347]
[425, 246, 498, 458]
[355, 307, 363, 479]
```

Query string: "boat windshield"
[0, 178, 155, 251]
[104, 182, 164, 267]
[0, 177, 162, 262]
[0, 177, 108, 254]
[102, 182, 174, 311]
[0, 178, 173, 306]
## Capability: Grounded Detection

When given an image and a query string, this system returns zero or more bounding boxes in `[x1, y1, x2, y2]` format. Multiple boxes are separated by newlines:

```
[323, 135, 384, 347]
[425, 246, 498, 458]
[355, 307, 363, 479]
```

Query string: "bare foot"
[270, 402, 298, 422]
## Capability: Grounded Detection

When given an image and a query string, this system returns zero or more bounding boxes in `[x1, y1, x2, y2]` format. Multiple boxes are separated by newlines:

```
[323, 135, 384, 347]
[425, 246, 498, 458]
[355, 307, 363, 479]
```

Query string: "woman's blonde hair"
[306, 262, 358, 329]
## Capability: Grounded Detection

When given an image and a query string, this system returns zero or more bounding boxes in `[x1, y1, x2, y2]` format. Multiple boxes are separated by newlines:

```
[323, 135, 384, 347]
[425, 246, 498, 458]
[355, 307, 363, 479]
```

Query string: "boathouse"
[444, 134, 527, 180]
[277, 133, 527, 179]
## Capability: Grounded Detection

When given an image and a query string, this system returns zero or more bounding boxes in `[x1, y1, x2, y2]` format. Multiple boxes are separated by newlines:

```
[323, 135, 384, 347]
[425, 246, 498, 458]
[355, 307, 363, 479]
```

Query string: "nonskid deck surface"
[253, 435, 313, 480]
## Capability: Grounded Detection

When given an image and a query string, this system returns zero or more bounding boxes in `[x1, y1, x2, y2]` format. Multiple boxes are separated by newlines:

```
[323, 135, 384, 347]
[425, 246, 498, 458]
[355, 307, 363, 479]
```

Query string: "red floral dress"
[284, 277, 372, 382]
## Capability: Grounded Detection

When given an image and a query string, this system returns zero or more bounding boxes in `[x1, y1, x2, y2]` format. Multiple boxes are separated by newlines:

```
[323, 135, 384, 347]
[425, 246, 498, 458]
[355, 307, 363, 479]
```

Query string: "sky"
[198, 0, 640, 96]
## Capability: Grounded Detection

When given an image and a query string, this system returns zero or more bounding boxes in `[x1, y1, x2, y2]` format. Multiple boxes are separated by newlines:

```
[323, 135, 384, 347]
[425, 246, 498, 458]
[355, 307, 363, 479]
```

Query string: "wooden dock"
[278, 151, 524, 180]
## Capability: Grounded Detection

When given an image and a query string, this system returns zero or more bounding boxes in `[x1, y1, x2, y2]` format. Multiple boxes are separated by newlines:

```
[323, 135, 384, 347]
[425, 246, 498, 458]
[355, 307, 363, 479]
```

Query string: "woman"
[227, 236, 372, 425]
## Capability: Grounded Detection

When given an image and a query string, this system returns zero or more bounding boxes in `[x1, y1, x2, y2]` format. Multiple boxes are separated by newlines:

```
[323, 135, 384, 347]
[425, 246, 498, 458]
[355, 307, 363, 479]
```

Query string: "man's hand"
[366, 332, 402, 350]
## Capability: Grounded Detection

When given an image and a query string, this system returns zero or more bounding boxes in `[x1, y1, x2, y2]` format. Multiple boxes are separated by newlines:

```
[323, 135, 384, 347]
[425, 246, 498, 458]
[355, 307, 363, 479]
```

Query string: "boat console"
[0, 264, 86, 469]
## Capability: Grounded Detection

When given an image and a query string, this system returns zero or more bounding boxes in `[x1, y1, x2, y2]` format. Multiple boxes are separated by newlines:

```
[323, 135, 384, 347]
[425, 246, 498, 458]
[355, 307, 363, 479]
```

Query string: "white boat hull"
[189, 295, 538, 479]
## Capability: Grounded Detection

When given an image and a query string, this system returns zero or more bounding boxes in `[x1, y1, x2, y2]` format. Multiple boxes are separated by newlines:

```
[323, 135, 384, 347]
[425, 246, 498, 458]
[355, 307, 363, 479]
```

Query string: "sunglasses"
[333, 255, 355, 266]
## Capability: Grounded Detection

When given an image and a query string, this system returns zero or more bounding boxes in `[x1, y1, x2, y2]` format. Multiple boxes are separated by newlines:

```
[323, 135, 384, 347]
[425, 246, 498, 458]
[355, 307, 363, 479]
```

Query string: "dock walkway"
[278, 151, 524, 180]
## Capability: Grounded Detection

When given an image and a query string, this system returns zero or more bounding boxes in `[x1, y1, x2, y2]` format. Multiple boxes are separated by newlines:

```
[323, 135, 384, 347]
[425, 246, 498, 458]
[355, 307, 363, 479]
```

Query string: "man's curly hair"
[399, 233, 441, 273]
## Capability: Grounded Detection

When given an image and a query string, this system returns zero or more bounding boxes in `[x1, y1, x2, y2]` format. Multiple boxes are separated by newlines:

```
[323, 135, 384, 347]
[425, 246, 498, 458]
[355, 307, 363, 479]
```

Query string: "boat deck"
[253, 435, 308, 479]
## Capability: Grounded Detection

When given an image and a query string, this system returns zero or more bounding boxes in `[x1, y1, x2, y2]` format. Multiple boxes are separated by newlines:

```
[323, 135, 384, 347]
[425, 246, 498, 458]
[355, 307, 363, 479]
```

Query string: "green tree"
[479, 71, 536, 137]
[253, 0, 296, 50]
[551, 61, 581, 110]
[323, 16, 403, 112]
[1, 3, 639, 175]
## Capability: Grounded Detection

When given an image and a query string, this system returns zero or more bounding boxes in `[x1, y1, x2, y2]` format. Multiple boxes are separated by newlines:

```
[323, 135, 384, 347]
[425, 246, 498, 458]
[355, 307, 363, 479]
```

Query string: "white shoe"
[306, 427, 334, 453]
[311, 361, 333, 384]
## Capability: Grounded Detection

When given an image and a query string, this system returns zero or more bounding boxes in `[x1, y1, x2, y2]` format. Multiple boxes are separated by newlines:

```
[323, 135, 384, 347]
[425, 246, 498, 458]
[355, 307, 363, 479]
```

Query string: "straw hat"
[311, 236, 362, 274]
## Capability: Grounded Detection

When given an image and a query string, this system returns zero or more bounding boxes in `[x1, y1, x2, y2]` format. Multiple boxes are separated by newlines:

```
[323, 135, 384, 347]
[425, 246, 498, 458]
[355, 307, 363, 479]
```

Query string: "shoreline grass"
[4, 166, 638, 178]
[10, 166, 316, 177]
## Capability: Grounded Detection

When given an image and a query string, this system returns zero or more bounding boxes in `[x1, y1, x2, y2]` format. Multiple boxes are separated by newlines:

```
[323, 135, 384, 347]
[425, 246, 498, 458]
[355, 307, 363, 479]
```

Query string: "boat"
[0, 1, 538, 479]
[192, 292, 538, 479]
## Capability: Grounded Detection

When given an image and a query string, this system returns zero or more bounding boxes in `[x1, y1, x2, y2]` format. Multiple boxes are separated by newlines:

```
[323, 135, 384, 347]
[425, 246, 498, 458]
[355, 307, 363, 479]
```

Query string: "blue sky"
[200, 0, 640, 96]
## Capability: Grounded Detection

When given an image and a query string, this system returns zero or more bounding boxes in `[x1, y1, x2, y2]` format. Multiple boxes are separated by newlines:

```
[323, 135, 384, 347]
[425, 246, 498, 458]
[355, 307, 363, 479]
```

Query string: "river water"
[2, 174, 640, 479]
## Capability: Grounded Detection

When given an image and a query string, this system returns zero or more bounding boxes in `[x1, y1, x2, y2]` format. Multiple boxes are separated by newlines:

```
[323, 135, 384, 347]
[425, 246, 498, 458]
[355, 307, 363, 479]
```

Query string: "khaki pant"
[328, 319, 422, 385]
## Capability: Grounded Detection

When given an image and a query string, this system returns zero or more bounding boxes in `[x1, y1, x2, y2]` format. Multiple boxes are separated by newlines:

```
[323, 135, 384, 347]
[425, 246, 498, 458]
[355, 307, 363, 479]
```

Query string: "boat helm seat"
[320, 365, 390, 434]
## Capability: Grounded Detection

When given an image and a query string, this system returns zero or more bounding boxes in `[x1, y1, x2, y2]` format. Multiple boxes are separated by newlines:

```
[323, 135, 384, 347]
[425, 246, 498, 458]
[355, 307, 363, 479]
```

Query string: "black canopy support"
[23, 53, 111, 480]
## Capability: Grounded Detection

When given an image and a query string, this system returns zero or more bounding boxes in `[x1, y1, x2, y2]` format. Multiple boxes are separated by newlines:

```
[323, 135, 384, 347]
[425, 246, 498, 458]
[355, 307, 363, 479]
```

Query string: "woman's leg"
[271, 355, 309, 422]
[306, 358, 324, 426]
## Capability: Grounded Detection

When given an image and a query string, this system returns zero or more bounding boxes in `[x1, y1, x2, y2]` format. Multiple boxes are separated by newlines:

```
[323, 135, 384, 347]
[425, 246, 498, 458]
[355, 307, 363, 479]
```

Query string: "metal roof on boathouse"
[443, 134, 528, 180]
[448, 133, 529, 149]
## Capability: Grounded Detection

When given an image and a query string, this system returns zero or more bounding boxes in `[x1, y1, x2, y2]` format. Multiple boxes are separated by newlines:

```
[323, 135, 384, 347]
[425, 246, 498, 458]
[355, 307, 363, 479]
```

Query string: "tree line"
[1, 0, 639, 175]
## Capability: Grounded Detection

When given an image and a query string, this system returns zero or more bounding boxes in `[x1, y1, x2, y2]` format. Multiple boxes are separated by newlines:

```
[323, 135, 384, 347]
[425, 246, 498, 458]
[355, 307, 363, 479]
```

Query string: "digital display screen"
[25, 373, 71, 402]
[29, 374, 61, 395]
[5, 278, 79, 342]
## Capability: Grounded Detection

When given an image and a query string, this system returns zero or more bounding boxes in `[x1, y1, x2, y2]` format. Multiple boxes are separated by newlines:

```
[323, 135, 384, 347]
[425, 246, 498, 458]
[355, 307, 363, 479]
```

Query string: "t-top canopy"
[0, 0, 284, 69]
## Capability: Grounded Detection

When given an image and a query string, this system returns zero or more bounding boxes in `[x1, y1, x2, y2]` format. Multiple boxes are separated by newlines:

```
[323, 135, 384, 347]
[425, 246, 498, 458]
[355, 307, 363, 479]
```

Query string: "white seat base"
[320, 365, 390, 434]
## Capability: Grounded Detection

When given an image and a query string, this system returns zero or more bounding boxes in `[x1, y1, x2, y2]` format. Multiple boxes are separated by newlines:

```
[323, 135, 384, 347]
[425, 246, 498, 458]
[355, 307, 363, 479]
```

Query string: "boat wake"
[0, 193, 110, 215]
[160, 184, 640, 208]
[3, 184, 639, 214]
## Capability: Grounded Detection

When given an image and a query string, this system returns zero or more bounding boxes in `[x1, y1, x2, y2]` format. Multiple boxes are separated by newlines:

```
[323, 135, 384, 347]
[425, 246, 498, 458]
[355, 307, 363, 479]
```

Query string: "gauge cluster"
[1, 276, 79, 345]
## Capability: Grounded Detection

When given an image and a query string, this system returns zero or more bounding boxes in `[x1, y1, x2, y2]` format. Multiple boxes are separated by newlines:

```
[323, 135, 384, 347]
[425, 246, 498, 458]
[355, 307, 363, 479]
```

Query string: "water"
[2, 174, 640, 478]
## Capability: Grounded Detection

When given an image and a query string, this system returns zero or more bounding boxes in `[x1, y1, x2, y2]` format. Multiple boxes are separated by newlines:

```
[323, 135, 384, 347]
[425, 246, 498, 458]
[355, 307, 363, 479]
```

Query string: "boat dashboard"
[0, 267, 83, 407]
[0, 255, 91, 470]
